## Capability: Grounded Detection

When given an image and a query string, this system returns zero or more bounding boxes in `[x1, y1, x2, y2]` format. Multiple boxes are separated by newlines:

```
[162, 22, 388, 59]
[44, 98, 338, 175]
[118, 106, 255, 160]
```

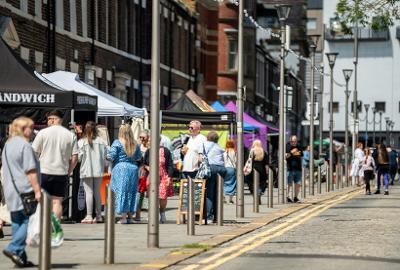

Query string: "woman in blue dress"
[107, 124, 141, 224]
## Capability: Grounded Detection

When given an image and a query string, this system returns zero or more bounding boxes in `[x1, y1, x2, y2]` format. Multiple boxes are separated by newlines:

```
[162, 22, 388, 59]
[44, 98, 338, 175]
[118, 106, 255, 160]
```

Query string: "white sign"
[0, 92, 55, 104]
[302, 120, 320, 126]
[305, 102, 319, 120]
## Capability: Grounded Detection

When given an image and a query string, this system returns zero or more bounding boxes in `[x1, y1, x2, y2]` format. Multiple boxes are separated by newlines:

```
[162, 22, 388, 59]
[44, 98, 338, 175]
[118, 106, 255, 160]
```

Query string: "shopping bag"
[51, 213, 64, 248]
[26, 204, 40, 247]
[243, 153, 253, 176]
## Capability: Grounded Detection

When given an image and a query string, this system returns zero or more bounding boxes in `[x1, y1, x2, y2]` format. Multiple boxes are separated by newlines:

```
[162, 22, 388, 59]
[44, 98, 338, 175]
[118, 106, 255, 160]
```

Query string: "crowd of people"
[0, 110, 398, 267]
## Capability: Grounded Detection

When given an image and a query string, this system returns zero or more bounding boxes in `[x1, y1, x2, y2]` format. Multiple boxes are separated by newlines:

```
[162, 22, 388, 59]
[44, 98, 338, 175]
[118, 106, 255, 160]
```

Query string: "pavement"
[169, 183, 400, 270]
[0, 181, 361, 270]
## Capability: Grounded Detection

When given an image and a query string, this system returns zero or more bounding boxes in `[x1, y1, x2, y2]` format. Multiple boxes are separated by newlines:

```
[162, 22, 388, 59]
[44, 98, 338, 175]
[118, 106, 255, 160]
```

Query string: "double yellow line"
[181, 190, 362, 270]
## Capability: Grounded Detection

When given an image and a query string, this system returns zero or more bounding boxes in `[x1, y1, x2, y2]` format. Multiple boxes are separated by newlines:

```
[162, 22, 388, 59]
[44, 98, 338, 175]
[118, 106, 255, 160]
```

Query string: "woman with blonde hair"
[107, 124, 141, 224]
[351, 142, 365, 186]
[247, 140, 269, 197]
[1, 117, 40, 267]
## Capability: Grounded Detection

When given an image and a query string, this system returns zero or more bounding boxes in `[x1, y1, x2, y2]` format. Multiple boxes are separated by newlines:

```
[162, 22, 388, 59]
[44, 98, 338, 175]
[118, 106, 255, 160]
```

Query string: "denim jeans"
[206, 165, 226, 220]
[224, 167, 236, 196]
[5, 210, 29, 263]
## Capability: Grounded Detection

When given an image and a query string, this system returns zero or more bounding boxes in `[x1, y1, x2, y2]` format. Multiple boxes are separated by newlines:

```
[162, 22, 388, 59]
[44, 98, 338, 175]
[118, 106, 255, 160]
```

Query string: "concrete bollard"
[39, 190, 51, 270]
[104, 185, 115, 264]
[217, 174, 224, 226]
[253, 170, 260, 213]
[187, 177, 195, 235]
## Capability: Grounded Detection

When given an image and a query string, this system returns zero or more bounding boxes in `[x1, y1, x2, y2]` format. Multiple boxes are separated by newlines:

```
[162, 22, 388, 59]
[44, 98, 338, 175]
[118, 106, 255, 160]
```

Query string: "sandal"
[81, 216, 93, 224]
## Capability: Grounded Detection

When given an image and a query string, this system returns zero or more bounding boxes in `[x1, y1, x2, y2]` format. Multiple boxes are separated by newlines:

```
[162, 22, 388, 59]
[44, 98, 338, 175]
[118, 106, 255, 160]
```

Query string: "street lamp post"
[319, 64, 324, 156]
[352, 1, 360, 183]
[379, 111, 383, 143]
[236, 0, 245, 218]
[326, 52, 338, 192]
[343, 69, 353, 188]
[276, 4, 291, 204]
[372, 107, 377, 145]
[148, 0, 160, 248]
[308, 34, 320, 196]
[364, 104, 370, 147]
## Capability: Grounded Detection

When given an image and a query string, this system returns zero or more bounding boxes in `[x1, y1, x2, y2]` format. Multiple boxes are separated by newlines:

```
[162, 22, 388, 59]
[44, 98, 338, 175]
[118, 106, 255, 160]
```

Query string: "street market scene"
[0, 0, 400, 269]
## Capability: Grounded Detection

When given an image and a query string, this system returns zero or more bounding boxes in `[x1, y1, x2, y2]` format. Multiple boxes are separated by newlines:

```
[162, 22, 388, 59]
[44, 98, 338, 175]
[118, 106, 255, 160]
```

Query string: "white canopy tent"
[40, 71, 144, 118]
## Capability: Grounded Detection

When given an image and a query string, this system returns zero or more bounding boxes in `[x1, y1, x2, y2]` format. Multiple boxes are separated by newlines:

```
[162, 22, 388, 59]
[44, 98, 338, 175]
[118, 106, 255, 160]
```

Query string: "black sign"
[179, 179, 205, 213]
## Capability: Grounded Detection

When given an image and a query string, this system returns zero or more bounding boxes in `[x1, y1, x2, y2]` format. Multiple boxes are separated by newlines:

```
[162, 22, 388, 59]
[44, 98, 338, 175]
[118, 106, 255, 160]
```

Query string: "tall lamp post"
[352, 0, 360, 182]
[379, 111, 383, 143]
[308, 34, 320, 196]
[326, 52, 338, 192]
[372, 107, 377, 145]
[343, 69, 353, 187]
[364, 104, 370, 147]
[319, 63, 324, 156]
[236, 0, 245, 218]
[276, 4, 291, 204]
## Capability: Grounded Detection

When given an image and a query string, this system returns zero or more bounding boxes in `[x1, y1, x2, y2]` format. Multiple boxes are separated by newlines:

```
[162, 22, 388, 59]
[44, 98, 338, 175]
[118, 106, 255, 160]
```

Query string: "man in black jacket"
[285, 135, 303, 203]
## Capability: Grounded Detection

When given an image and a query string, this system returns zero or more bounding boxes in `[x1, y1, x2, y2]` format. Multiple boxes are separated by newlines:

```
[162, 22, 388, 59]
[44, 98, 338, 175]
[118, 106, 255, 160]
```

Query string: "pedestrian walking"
[135, 130, 150, 222]
[203, 131, 226, 223]
[362, 148, 375, 195]
[181, 120, 207, 179]
[143, 140, 174, 224]
[386, 145, 398, 185]
[350, 142, 365, 186]
[107, 124, 141, 224]
[32, 110, 78, 220]
[78, 121, 108, 224]
[1, 117, 41, 267]
[374, 144, 390, 195]
[246, 140, 268, 198]
[223, 139, 236, 204]
[285, 135, 303, 203]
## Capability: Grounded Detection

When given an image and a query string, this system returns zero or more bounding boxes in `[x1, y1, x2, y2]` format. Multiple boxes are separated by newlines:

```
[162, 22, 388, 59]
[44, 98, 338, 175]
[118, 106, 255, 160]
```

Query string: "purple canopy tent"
[225, 101, 277, 149]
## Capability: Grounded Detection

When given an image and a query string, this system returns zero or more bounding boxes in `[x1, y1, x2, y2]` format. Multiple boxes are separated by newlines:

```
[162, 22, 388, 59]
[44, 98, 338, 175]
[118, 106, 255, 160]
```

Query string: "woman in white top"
[361, 148, 374, 195]
[223, 139, 236, 204]
[351, 142, 365, 186]
[78, 121, 108, 224]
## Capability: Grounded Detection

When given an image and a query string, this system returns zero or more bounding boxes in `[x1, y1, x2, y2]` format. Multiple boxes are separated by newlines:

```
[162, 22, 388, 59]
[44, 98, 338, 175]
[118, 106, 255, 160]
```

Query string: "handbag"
[3, 146, 38, 216]
[243, 152, 253, 176]
[195, 144, 211, 179]
[138, 176, 147, 193]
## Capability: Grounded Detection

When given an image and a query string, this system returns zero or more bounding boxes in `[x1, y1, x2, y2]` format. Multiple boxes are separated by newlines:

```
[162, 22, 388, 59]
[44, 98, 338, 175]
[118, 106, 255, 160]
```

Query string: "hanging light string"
[210, 0, 345, 87]
[287, 48, 346, 87]
[211, 0, 281, 38]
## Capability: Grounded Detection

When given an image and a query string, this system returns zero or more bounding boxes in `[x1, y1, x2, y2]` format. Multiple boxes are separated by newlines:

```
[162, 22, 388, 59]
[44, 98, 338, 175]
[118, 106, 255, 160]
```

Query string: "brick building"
[0, 0, 213, 111]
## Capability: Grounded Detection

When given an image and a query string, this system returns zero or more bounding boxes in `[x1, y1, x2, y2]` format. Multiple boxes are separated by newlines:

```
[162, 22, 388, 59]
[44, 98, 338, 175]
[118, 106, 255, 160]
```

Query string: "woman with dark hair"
[223, 139, 236, 204]
[78, 121, 108, 224]
[375, 144, 390, 195]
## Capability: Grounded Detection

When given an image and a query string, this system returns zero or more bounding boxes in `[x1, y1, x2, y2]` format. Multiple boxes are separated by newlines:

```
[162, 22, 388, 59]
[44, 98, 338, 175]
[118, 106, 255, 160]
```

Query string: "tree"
[336, 0, 400, 32]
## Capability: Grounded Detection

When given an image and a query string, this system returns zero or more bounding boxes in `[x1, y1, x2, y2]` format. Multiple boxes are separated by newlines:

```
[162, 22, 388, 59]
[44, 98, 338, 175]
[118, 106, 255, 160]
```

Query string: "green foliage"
[335, 0, 400, 32]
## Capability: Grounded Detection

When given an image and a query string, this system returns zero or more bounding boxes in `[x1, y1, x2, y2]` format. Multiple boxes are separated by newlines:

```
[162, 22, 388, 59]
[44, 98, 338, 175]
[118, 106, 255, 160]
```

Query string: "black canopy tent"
[0, 38, 97, 124]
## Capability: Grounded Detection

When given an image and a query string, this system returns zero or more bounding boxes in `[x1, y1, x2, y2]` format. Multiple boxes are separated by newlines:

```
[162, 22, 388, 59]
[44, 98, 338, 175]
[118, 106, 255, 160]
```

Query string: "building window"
[20, 0, 28, 13]
[351, 101, 362, 113]
[329, 102, 339, 113]
[307, 18, 317, 30]
[34, 0, 42, 18]
[82, 0, 88, 37]
[56, 1, 64, 29]
[227, 39, 238, 71]
[70, 0, 77, 34]
[375, 102, 386, 112]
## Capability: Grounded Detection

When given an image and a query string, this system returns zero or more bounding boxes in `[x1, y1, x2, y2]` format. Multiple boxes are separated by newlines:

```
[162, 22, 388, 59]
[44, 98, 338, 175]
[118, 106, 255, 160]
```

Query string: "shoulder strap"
[3, 145, 21, 195]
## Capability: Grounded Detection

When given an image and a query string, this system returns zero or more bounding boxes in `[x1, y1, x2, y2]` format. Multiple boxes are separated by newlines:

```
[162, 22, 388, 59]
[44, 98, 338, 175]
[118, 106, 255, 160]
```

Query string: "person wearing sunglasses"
[135, 130, 150, 222]
[181, 121, 206, 179]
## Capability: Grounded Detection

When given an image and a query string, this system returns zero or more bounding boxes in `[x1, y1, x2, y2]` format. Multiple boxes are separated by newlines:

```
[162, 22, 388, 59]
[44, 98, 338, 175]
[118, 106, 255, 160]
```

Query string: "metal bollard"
[335, 165, 339, 190]
[217, 174, 224, 226]
[68, 177, 73, 219]
[301, 167, 306, 199]
[104, 185, 115, 264]
[326, 165, 329, 193]
[187, 177, 195, 235]
[39, 190, 51, 270]
[317, 166, 322, 194]
[253, 170, 260, 213]
[268, 168, 273, 208]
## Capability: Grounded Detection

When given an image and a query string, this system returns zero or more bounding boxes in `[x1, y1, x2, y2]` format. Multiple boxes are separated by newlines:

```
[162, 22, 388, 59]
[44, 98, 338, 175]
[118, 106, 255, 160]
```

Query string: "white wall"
[322, 0, 400, 141]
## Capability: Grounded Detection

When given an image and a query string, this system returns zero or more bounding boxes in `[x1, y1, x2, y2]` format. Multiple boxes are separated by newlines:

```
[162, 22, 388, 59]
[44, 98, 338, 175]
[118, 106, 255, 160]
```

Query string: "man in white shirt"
[182, 120, 207, 179]
[32, 110, 78, 220]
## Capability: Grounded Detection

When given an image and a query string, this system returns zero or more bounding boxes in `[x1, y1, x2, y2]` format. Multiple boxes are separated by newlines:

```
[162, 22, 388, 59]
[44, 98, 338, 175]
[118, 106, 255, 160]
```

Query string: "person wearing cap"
[32, 110, 78, 221]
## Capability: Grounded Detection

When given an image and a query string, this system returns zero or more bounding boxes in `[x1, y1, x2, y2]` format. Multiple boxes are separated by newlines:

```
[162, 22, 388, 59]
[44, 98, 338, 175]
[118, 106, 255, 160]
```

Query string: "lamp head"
[385, 117, 390, 123]
[364, 104, 370, 111]
[325, 52, 338, 68]
[342, 69, 353, 82]
[275, 5, 292, 21]
[308, 34, 320, 49]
